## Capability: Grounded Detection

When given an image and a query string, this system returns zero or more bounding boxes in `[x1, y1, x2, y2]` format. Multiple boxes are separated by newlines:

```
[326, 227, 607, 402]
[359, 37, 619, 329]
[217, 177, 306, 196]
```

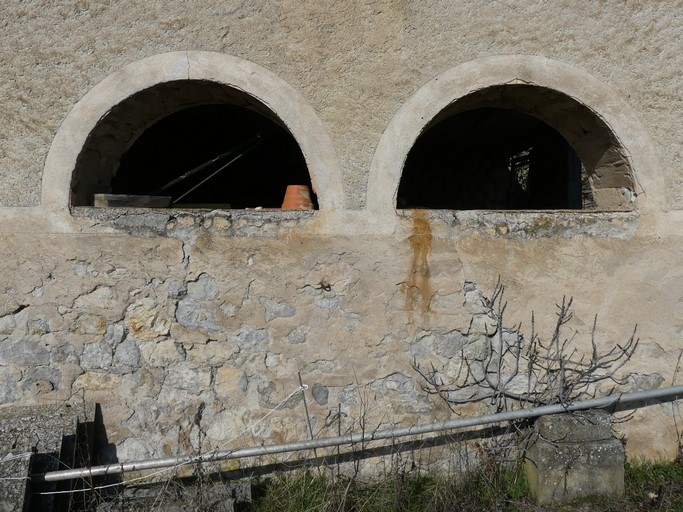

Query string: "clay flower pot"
[281, 184, 313, 209]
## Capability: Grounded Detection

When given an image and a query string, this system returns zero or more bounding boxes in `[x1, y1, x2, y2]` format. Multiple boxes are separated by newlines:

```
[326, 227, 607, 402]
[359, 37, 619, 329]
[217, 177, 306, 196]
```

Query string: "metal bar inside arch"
[168, 130, 273, 204]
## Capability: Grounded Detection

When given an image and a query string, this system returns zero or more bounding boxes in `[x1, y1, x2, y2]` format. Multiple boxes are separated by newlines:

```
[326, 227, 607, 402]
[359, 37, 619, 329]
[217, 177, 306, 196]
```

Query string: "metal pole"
[170, 131, 272, 204]
[33, 385, 683, 483]
[150, 130, 271, 196]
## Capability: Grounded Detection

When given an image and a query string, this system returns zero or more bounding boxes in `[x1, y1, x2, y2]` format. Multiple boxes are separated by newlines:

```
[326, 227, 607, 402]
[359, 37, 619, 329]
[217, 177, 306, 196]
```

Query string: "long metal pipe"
[34, 385, 683, 483]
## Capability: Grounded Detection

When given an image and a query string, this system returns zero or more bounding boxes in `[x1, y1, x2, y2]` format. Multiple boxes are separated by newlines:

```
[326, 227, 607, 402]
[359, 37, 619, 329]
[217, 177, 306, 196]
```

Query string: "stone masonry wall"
[1, 209, 682, 462]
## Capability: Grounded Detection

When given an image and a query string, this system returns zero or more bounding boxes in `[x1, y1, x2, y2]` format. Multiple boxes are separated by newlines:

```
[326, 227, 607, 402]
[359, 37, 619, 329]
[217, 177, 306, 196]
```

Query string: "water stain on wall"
[402, 210, 433, 326]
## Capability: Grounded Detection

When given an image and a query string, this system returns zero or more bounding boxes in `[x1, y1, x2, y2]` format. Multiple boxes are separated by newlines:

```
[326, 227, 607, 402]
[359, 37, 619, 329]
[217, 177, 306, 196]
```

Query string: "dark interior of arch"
[113, 104, 315, 209]
[398, 107, 592, 210]
[71, 81, 317, 209]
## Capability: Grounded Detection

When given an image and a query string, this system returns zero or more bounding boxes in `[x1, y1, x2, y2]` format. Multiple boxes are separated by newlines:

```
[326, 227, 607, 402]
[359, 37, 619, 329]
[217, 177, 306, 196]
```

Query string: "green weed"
[251, 465, 532, 512]
[250, 459, 683, 512]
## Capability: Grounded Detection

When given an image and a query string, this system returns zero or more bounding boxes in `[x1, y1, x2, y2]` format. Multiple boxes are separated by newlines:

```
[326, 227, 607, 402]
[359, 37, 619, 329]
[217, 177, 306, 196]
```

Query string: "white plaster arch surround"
[42, 51, 344, 213]
[367, 54, 663, 214]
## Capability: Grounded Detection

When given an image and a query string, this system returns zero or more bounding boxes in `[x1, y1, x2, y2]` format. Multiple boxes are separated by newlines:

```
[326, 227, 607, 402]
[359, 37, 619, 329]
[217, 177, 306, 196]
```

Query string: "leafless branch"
[412, 282, 640, 413]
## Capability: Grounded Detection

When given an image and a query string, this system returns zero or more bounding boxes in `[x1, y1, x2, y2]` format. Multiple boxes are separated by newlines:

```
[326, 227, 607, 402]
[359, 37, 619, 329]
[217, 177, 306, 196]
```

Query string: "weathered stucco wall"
[0, 209, 681, 461]
[1, 0, 682, 208]
[1, 0, 682, 465]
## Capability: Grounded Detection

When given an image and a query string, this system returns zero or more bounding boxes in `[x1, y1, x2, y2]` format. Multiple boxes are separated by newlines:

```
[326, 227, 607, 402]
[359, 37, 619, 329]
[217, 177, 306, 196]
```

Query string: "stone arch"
[367, 55, 661, 214]
[42, 51, 344, 213]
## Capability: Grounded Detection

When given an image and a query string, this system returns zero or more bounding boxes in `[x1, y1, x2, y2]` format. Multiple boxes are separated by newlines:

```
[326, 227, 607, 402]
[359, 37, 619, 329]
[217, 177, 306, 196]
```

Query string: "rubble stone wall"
[1, 208, 682, 461]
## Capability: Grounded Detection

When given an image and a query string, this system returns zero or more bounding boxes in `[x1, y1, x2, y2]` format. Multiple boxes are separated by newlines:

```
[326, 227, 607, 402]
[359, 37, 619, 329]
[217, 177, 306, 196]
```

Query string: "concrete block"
[0, 404, 81, 512]
[536, 409, 613, 442]
[525, 411, 624, 505]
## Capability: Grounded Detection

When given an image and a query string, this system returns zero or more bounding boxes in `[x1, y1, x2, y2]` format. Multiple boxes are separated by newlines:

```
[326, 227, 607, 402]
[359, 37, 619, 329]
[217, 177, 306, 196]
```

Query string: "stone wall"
[0, 207, 681, 462]
[0, 0, 682, 464]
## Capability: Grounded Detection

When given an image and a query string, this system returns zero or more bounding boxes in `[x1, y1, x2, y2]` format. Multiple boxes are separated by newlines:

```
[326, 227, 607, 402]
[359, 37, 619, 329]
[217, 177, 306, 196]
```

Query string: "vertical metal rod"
[298, 372, 320, 475]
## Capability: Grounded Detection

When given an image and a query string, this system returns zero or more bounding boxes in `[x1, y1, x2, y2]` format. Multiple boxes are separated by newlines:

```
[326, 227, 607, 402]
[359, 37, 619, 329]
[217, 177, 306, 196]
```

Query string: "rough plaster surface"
[0, 0, 683, 468]
[0, 212, 681, 461]
[0, 1, 681, 208]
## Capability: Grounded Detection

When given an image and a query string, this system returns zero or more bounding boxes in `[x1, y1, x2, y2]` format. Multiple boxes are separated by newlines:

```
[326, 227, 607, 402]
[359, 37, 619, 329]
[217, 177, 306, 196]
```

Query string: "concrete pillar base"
[524, 410, 625, 505]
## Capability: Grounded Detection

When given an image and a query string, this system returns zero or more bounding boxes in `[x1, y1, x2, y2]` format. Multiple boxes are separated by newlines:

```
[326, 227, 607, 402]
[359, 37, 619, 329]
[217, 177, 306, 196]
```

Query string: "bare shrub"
[413, 280, 639, 414]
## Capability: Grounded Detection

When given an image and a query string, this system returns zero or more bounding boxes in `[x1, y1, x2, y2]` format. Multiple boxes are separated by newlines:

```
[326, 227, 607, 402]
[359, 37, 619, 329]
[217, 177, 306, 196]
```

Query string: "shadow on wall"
[3, 404, 118, 512]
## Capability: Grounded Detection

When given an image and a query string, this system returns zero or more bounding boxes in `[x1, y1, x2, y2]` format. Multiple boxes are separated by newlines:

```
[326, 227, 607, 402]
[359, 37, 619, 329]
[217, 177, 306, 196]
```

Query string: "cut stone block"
[0, 451, 31, 512]
[524, 410, 624, 505]
[0, 404, 81, 512]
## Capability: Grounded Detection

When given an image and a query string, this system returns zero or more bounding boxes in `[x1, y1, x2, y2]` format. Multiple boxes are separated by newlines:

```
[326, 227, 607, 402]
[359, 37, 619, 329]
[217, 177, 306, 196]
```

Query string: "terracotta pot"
[281, 185, 313, 209]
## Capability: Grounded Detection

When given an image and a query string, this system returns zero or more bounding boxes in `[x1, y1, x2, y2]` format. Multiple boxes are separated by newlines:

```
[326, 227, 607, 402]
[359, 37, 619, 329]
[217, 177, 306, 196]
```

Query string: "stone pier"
[525, 410, 625, 505]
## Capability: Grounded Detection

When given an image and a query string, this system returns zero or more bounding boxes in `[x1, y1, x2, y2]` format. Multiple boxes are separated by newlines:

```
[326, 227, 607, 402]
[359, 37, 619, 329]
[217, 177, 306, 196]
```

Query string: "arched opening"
[71, 80, 317, 209]
[399, 107, 588, 209]
[395, 84, 635, 211]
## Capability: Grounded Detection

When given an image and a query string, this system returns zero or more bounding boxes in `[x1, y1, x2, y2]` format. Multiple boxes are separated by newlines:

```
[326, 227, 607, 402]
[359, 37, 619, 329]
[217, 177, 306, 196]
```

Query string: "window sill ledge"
[397, 209, 638, 239]
[70, 207, 316, 238]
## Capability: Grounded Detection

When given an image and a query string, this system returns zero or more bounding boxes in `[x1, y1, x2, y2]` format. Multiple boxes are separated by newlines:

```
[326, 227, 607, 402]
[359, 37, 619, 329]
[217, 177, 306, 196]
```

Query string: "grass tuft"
[250, 459, 683, 512]
[251, 465, 532, 512]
